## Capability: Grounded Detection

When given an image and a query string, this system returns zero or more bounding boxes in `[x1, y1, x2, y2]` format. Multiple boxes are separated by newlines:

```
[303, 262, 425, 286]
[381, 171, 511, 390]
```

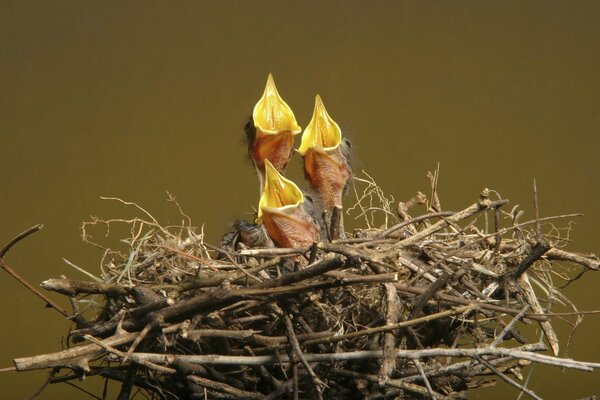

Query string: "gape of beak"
[256, 160, 320, 248]
[246, 73, 301, 188]
[298, 95, 352, 240]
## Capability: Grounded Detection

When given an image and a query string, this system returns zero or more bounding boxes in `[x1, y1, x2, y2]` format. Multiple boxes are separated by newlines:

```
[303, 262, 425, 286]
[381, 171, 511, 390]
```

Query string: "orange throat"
[303, 148, 352, 209]
[261, 209, 319, 248]
[252, 131, 295, 173]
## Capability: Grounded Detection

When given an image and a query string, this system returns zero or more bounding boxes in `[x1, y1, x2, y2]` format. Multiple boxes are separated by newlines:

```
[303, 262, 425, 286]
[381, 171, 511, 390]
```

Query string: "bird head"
[297, 95, 342, 156]
[256, 159, 319, 247]
[248, 74, 301, 174]
[298, 95, 352, 210]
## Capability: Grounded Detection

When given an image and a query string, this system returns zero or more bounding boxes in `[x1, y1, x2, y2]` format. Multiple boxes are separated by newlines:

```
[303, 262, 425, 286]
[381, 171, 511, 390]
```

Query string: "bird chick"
[256, 159, 320, 248]
[298, 95, 352, 239]
[246, 73, 301, 190]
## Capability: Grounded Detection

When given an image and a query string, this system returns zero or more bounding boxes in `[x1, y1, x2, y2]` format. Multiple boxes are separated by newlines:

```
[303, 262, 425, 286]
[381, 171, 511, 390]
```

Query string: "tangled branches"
[2, 173, 599, 400]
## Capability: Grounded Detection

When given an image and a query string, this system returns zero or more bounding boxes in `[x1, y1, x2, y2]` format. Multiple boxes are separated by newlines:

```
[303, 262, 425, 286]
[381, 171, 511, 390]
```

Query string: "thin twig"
[475, 355, 542, 400]
[412, 359, 437, 399]
[283, 314, 324, 400]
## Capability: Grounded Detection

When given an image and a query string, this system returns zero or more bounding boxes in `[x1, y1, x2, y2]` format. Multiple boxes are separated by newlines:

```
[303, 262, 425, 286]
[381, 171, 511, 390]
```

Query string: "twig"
[0, 225, 70, 318]
[546, 248, 599, 270]
[393, 282, 547, 321]
[491, 305, 531, 348]
[14, 323, 183, 371]
[304, 304, 475, 347]
[331, 367, 450, 399]
[377, 211, 455, 239]
[475, 355, 542, 400]
[0, 262, 70, 318]
[412, 359, 437, 399]
[509, 242, 551, 281]
[392, 193, 508, 249]
[0, 224, 43, 258]
[379, 283, 400, 385]
[519, 274, 560, 356]
[283, 314, 324, 400]
[41, 278, 130, 296]
[123, 345, 600, 370]
[84, 334, 265, 399]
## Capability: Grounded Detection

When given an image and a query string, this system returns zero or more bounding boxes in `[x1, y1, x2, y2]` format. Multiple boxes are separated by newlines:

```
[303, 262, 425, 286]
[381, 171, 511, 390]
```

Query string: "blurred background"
[1, 1, 599, 398]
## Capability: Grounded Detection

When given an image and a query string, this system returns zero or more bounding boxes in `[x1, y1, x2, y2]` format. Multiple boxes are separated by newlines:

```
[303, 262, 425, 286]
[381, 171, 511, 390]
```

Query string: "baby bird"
[256, 159, 320, 248]
[298, 95, 352, 239]
[245, 73, 301, 190]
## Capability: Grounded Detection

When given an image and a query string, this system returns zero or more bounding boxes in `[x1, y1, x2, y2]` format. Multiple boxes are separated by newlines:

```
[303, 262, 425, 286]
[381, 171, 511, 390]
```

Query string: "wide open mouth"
[252, 73, 301, 135]
[298, 94, 341, 155]
[256, 159, 304, 223]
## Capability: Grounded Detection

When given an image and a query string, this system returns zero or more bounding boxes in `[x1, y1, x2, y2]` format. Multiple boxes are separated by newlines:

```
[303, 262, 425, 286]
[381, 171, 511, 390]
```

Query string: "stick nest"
[11, 171, 600, 399]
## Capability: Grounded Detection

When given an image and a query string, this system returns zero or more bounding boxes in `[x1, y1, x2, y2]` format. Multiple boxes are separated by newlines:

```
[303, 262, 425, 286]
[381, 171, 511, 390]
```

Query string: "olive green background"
[1, 1, 599, 398]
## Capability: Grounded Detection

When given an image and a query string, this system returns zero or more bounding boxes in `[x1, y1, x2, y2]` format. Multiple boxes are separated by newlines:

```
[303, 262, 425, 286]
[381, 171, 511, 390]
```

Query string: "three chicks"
[245, 73, 352, 248]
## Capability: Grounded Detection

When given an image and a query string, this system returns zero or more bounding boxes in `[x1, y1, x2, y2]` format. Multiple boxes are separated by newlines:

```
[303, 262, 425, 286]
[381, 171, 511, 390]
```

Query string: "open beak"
[298, 95, 351, 211]
[298, 95, 342, 156]
[256, 160, 319, 247]
[250, 73, 301, 174]
[253, 73, 301, 135]
[257, 159, 304, 223]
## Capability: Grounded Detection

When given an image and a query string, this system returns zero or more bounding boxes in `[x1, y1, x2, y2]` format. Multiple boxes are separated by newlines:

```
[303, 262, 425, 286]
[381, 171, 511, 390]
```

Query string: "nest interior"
[6, 173, 600, 400]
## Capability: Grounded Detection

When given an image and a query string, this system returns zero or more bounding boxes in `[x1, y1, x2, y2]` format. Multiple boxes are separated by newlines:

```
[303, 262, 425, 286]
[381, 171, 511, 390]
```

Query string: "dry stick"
[378, 211, 455, 239]
[128, 298, 174, 318]
[392, 193, 508, 249]
[475, 355, 542, 400]
[493, 204, 502, 254]
[283, 314, 324, 400]
[253, 254, 344, 289]
[319, 243, 402, 273]
[0, 224, 70, 318]
[186, 329, 259, 341]
[0, 224, 44, 258]
[546, 248, 600, 271]
[244, 346, 283, 393]
[83, 335, 265, 400]
[412, 359, 437, 400]
[292, 362, 299, 400]
[392, 282, 547, 322]
[40, 278, 130, 296]
[161, 257, 283, 290]
[407, 212, 583, 286]
[331, 368, 449, 400]
[69, 309, 127, 339]
[519, 273, 560, 356]
[238, 247, 308, 257]
[122, 322, 156, 363]
[302, 305, 475, 347]
[125, 346, 600, 371]
[13, 323, 184, 371]
[155, 243, 217, 271]
[399, 346, 545, 383]
[152, 270, 396, 326]
[491, 305, 532, 348]
[509, 241, 551, 281]
[395, 192, 428, 234]
[379, 283, 401, 385]
[410, 270, 454, 318]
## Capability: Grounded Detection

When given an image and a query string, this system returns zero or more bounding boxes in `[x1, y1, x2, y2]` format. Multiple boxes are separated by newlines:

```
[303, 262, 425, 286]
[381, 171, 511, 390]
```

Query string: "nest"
[4, 171, 600, 400]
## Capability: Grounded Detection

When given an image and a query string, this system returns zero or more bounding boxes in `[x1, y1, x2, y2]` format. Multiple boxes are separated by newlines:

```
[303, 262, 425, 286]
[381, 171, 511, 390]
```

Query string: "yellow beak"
[253, 73, 302, 135]
[298, 95, 342, 155]
[256, 159, 304, 223]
